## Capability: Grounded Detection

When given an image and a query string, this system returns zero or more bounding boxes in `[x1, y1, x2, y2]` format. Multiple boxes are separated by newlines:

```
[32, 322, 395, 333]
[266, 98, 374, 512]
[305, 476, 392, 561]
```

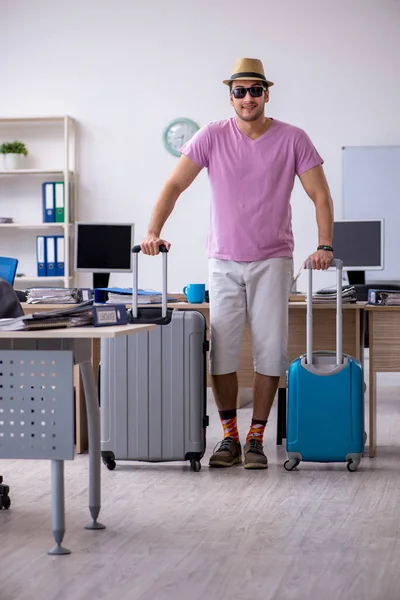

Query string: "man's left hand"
[305, 249, 333, 270]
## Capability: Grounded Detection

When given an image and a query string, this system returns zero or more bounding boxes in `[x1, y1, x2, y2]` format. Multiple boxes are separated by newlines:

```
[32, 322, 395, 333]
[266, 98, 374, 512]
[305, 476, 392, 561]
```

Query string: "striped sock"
[219, 409, 239, 442]
[246, 419, 267, 444]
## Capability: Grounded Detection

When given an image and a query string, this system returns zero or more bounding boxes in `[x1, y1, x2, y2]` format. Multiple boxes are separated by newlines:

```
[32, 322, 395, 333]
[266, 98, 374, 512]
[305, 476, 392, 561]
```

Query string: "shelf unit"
[0, 169, 74, 175]
[0, 116, 77, 288]
[15, 276, 75, 283]
[0, 223, 69, 228]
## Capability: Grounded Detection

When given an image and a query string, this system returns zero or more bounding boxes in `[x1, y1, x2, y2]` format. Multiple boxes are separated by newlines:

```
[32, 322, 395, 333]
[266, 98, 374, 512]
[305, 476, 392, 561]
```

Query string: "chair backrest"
[0, 257, 18, 286]
[0, 279, 23, 318]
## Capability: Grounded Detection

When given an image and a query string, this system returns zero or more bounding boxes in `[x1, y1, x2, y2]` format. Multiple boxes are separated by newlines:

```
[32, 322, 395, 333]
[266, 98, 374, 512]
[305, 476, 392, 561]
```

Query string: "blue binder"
[55, 236, 65, 276]
[36, 236, 47, 276]
[45, 236, 56, 276]
[42, 182, 55, 222]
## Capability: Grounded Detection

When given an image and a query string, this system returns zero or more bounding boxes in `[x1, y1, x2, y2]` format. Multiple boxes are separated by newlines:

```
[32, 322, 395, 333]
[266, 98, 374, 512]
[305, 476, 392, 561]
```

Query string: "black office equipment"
[332, 219, 383, 286]
[74, 222, 134, 289]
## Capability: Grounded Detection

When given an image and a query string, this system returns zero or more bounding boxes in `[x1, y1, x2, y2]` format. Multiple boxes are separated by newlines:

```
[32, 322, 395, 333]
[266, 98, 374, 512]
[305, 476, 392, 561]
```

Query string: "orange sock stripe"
[246, 422, 266, 443]
[221, 416, 239, 442]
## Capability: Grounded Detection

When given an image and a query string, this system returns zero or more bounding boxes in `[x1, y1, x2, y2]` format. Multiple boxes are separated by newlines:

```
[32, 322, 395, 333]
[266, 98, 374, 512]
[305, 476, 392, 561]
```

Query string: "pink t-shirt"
[180, 117, 323, 262]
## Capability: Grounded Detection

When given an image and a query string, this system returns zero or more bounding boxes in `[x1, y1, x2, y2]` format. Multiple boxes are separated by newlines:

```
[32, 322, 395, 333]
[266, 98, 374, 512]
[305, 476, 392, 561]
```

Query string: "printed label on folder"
[42, 183, 55, 222]
[36, 236, 46, 276]
[45, 236, 56, 275]
[55, 236, 65, 276]
[55, 183, 65, 222]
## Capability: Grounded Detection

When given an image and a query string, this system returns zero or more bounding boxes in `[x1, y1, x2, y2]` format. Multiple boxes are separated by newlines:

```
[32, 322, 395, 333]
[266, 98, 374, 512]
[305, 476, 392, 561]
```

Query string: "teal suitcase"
[284, 259, 365, 472]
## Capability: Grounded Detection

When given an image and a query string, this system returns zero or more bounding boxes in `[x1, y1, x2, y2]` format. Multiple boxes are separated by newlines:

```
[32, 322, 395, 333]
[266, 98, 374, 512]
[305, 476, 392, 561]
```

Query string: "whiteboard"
[342, 145, 400, 282]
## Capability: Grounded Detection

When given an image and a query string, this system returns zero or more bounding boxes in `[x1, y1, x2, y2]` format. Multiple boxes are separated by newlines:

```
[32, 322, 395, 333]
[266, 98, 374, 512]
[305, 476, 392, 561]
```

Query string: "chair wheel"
[0, 495, 10, 510]
[191, 460, 201, 472]
[103, 457, 116, 471]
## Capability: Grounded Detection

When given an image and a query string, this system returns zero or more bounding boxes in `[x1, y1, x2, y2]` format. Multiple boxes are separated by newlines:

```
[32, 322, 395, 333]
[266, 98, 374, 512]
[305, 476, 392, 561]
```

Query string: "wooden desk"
[174, 301, 365, 444]
[23, 301, 366, 453]
[365, 305, 400, 458]
[175, 301, 365, 389]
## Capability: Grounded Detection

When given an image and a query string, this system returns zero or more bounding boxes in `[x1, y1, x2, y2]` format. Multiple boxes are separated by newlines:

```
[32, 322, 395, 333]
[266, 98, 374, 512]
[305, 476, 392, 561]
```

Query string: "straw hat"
[223, 58, 274, 88]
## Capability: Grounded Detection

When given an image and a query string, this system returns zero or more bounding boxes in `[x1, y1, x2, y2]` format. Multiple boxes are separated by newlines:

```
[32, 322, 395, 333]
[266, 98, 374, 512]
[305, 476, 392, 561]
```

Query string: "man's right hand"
[140, 233, 171, 255]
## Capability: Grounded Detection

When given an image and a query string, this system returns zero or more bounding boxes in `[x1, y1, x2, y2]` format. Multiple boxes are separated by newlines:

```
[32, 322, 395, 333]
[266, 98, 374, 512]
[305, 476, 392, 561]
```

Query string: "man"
[141, 57, 334, 470]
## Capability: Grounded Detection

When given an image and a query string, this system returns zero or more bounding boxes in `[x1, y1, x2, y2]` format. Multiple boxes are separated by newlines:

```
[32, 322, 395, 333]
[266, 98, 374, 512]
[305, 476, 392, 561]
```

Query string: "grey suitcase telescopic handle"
[131, 244, 168, 319]
[305, 258, 343, 365]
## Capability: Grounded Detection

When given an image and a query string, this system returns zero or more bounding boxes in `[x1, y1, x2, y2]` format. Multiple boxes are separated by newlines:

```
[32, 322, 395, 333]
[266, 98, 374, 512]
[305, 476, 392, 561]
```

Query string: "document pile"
[93, 287, 177, 304]
[26, 287, 92, 304]
[368, 289, 400, 306]
[0, 301, 94, 331]
[107, 289, 162, 305]
[311, 286, 357, 304]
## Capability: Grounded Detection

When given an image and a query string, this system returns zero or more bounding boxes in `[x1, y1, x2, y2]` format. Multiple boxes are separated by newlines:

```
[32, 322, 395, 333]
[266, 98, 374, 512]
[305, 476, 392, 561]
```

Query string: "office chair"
[0, 257, 18, 286]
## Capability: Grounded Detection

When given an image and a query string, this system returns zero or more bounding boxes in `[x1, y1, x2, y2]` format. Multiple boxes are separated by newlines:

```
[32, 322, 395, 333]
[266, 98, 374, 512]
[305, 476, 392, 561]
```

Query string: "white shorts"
[208, 257, 293, 377]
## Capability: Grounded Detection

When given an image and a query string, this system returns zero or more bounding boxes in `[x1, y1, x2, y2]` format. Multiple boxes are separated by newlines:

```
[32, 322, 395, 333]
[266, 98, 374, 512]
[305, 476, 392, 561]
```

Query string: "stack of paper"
[0, 302, 93, 331]
[26, 288, 92, 304]
[101, 288, 175, 304]
[106, 290, 161, 304]
[311, 286, 357, 304]
[368, 289, 400, 306]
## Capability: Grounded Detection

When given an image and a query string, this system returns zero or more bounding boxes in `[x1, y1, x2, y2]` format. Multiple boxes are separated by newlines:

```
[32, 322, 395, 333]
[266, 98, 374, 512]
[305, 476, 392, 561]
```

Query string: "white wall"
[1, 0, 400, 293]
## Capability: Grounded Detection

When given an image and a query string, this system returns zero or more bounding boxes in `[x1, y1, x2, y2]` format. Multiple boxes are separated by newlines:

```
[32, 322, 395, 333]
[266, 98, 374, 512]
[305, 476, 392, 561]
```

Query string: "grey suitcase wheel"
[103, 457, 116, 471]
[191, 460, 201, 472]
[347, 459, 359, 472]
[284, 459, 300, 471]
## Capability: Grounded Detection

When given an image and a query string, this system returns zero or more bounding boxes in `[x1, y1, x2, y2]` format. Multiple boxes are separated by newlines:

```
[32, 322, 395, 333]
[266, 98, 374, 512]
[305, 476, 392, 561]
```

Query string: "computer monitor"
[332, 219, 384, 285]
[74, 222, 134, 289]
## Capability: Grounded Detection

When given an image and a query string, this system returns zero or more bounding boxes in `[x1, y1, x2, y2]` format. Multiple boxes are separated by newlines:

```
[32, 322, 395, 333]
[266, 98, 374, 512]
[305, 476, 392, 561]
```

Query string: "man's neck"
[236, 116, 273, 140]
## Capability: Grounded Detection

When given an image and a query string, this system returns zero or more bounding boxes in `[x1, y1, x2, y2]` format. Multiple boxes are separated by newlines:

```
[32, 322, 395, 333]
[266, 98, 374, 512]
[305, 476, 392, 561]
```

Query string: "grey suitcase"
[100, 245, 209, 472]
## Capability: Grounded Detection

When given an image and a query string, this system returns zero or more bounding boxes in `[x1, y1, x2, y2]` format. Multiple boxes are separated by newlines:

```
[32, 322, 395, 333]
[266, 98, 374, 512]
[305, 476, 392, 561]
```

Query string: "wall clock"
[163, 118, 200, 157]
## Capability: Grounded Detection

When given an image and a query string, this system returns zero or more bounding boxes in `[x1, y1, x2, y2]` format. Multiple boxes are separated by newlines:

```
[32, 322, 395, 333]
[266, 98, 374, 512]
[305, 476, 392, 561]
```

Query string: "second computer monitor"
[332, 219, 383, 284]
[74, 222, 134, 289]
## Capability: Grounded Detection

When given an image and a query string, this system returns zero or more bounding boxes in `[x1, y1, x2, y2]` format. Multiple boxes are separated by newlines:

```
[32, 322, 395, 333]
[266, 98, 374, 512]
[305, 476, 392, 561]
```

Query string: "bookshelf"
[0, 169, 74, 175]
[0, 116, 77, 289]
[0, 223, 71, 228]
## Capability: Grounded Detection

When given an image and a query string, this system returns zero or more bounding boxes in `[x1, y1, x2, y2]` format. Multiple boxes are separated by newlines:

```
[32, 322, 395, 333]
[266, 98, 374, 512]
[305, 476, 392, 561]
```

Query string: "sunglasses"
[231, 85, 266, 99]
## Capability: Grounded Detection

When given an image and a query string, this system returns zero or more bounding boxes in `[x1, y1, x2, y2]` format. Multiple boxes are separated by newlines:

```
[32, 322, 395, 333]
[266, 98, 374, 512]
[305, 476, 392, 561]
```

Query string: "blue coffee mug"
[183, 283, 206, 303]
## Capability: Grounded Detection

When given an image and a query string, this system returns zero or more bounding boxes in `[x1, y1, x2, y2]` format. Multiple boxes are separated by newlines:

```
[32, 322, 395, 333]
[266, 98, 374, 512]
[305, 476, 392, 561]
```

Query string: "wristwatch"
[317, 245, 333, 252]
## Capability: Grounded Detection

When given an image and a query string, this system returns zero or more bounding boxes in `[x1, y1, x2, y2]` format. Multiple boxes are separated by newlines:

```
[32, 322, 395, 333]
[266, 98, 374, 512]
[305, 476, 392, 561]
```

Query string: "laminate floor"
[1, 355, 400, 600]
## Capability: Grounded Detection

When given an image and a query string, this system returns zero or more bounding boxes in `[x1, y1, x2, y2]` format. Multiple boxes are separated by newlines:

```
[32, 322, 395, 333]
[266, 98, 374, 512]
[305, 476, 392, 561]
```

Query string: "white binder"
[45, 236, 56, 275]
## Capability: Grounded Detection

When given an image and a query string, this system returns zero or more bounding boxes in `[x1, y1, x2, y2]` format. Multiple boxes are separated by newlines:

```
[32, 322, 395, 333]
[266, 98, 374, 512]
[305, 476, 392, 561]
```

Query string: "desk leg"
[80, 360, 105, 530]
[276, 388, 287, 445]
[48, 460, 70, 555]
[369, 361, 377, 458]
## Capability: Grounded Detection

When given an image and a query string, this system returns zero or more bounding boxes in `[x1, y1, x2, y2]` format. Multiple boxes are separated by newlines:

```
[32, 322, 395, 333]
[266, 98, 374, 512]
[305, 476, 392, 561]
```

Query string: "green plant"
[0, 140, 28, 156]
